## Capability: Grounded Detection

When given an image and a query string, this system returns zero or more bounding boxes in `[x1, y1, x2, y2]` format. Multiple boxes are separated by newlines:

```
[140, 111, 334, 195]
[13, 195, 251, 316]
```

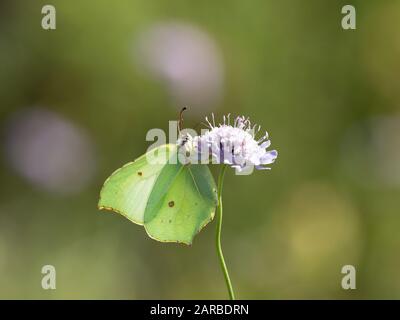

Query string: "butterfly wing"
[98, 144, 176, 225]
[144, 163, 218, 245]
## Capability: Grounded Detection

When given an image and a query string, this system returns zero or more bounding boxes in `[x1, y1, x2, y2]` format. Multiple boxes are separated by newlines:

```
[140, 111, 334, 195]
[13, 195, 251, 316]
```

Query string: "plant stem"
[216, 165, 235, 300]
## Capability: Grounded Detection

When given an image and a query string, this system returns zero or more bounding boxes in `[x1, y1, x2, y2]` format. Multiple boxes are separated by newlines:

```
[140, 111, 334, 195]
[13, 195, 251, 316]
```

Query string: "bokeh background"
[0, 0, 399, 299]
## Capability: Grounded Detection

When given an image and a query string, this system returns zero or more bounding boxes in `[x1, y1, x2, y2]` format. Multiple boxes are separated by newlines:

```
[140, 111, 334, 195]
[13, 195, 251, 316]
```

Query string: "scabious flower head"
[181, 114, 278, 172]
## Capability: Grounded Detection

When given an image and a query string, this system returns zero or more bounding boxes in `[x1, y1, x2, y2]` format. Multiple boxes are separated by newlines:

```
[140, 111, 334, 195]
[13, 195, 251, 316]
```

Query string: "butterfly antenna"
[178, 107, 187, 133]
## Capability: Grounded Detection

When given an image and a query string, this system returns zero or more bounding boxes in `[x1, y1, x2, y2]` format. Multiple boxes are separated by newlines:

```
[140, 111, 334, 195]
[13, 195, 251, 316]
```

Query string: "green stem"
[216, 165, 236, 300]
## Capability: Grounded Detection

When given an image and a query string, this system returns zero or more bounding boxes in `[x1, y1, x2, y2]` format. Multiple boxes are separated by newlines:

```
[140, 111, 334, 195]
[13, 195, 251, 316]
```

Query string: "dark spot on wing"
[168, 201, 175, 207]
[137, 171, 143, 176]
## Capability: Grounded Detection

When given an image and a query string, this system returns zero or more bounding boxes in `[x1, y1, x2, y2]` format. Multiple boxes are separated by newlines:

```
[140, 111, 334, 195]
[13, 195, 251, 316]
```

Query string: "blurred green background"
[1, 0, 399, 299]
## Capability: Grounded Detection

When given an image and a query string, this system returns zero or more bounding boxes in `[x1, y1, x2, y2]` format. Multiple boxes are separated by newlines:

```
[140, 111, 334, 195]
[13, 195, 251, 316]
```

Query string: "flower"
[180, 114, 278, 172]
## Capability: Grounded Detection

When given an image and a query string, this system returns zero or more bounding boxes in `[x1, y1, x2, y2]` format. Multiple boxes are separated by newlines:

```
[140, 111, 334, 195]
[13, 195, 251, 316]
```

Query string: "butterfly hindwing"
[144, 163, 218, 244]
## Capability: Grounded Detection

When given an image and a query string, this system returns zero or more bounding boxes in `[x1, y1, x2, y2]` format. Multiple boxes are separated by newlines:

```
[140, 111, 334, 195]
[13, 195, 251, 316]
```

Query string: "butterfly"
[98, 109, 217, 245]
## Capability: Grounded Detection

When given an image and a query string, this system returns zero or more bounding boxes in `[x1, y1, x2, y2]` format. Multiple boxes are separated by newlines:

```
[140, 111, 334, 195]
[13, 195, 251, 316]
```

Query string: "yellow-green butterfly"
[98, 144, 218, 245]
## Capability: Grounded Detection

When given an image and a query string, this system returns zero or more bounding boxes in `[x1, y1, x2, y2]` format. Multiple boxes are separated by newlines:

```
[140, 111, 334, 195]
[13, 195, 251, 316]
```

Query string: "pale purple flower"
[180, 114, 278, 172]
